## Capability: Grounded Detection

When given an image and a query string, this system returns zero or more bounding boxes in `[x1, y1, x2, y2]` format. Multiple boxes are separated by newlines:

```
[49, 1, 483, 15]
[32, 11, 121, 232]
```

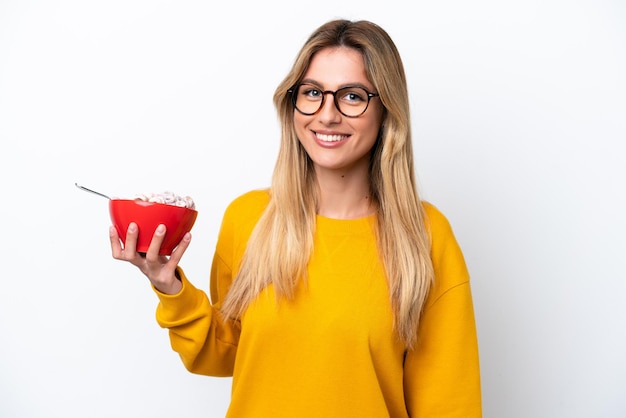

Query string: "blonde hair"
[221, 19, 433, 348]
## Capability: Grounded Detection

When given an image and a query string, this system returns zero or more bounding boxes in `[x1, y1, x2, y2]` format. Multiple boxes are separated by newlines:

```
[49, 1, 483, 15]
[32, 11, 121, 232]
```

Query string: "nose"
[317, 93, 342, 124]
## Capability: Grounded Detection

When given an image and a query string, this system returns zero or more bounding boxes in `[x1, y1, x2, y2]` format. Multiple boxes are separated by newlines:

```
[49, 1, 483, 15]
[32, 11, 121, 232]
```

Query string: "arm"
[153, 198, 246, 377]
[108, 207, 239, 375]
[154, 262, 240, 377]
[109, 192, 265, 377]
[404, 204, 482, 417]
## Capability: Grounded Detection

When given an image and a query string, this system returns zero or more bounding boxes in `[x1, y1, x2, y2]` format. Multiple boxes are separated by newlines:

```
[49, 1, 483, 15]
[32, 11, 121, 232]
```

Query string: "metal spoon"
[75, 182, 111, 200]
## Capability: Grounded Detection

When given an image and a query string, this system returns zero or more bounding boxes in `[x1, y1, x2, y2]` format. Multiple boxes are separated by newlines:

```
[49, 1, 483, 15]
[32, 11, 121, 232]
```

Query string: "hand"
[109, 222, 191, 295]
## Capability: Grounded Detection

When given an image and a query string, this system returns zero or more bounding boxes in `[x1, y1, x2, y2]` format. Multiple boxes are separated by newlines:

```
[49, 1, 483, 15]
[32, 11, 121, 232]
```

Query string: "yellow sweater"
[155, 190, 482, 417]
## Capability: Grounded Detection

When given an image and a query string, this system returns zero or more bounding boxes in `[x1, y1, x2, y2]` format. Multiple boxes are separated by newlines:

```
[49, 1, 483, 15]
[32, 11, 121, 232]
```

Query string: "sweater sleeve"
[154, 267, 239, 377]
[153, 199, 245, 377]
[403, 203, 482, 417]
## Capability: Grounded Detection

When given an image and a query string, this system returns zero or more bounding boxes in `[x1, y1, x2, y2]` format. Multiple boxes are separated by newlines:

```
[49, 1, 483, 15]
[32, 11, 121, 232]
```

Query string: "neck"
[314, 166, 376, 220]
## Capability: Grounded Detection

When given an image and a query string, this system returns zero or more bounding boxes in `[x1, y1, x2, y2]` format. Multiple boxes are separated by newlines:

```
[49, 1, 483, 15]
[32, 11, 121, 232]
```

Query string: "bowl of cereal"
[109, 191, 198, 255]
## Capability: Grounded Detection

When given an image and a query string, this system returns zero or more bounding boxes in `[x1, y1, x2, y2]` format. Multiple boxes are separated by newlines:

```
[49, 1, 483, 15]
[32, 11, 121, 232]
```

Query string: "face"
[293, 46, 384, 177]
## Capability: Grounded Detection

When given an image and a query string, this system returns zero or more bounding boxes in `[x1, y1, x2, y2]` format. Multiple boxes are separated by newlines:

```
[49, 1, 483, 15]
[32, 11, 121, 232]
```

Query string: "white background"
[1, 0, 625, 417]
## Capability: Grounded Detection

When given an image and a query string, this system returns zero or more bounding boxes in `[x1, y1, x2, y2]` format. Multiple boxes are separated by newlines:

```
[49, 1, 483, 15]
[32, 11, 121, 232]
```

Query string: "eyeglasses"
[288, 83, 380, 118]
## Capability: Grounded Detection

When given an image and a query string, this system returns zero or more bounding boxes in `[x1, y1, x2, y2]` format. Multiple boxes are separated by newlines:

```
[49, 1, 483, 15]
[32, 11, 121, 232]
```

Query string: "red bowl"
[109, 199, 198, 255]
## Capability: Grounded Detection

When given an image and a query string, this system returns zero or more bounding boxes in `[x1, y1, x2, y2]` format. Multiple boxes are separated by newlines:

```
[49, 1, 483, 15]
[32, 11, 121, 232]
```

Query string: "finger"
[168, 232, 192, 266]
[123, 222, 140, 257]
[109, 226, 123, 259]
[145, 224, 167, 259]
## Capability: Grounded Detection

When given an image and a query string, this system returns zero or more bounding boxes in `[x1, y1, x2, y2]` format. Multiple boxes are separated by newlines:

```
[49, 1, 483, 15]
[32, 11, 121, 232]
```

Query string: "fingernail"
[128, 223, 137, 232]
[156, 224, 165, 234]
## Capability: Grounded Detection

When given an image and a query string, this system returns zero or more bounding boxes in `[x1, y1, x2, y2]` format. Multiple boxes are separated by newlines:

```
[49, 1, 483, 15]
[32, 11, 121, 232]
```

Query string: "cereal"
[133, 191, 196, 210]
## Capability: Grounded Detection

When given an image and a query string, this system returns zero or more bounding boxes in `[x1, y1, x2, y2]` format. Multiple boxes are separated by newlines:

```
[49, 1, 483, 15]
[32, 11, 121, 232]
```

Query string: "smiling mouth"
[315, 132, 348, 142]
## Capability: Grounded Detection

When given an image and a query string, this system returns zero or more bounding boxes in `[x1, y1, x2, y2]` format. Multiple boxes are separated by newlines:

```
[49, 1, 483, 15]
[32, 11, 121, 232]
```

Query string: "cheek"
[293, 114, 310, 138]
[360, 118, 383, 144]
[292, 116, 306, 148]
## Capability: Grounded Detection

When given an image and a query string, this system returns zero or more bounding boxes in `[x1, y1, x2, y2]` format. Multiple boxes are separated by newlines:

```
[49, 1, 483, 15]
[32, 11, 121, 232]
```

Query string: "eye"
[338, 87, 368, 104]
[300, 85, 323, 100]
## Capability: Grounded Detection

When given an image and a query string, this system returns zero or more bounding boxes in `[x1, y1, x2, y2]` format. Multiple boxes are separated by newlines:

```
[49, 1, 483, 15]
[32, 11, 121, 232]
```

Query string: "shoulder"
[420, 200, 462, 255]
[218, 189, 270, 241]
[420, 201, 471, 305]
[421, 201, 453, 236]
[223, 189, 270, 222]
[215, 189, 270, 263]
[421, 201, 460, 250]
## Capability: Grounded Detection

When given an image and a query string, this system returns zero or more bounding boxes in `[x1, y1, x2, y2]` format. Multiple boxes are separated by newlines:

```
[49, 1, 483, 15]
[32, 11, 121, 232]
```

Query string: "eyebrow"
[300, 78, 375, 92]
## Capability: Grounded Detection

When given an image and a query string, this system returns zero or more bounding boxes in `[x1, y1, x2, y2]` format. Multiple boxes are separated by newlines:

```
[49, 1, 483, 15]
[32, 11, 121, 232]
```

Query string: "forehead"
[303, 46, 371, 89]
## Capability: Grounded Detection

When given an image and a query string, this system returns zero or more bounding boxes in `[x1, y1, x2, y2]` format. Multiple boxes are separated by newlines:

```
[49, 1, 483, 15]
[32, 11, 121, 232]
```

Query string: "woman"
[110, 19, 482, 417]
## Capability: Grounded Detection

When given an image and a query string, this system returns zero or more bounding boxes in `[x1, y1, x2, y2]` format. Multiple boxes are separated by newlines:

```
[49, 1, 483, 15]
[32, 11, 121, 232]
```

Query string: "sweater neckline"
[315, 213, 377, 235]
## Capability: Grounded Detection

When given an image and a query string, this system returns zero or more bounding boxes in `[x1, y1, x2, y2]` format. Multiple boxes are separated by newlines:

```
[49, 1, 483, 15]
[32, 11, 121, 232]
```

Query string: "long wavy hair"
[221, 19, 434, 348]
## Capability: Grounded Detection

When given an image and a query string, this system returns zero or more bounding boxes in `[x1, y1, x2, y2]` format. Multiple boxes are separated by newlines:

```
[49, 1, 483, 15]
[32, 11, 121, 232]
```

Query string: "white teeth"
[316, 133, 346, 142]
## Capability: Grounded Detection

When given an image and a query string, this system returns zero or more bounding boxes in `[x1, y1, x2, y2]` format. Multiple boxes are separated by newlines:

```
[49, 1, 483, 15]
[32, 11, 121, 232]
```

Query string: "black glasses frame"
[288, 83, 380, 118]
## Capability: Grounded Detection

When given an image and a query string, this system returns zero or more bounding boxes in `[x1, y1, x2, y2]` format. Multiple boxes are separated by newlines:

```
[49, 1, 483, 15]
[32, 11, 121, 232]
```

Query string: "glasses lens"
[294, 84, 323, 115]
[335, 86, 369, 117]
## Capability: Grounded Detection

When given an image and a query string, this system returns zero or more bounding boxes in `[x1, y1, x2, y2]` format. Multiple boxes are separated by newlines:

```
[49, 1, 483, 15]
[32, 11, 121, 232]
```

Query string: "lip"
[312, 130, 350, 148]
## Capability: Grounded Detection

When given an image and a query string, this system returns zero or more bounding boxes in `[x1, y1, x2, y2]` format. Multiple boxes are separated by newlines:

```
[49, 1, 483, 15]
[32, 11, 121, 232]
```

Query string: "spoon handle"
[75, 183, 111, 200]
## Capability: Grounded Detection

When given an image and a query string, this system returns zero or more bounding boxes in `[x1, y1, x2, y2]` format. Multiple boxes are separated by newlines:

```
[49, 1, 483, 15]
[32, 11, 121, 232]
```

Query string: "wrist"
[153, 275, 183, 295]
